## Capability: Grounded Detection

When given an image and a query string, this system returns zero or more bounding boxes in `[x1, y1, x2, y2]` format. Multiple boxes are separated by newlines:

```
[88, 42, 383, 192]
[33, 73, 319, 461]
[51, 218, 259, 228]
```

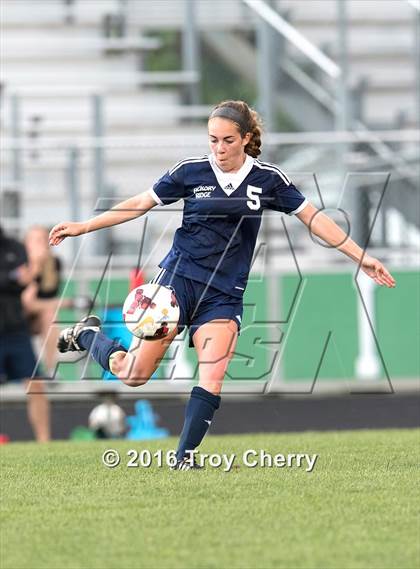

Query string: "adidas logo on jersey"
[193, 185, 216, 199]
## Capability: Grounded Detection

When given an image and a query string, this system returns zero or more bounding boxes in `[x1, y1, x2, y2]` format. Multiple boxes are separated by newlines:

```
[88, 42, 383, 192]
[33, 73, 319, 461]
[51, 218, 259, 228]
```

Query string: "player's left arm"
[296, 203, 396, 288]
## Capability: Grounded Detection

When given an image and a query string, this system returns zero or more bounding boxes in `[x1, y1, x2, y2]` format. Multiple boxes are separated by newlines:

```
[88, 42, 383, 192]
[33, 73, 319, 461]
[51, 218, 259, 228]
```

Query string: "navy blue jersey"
[149, 153, 307, 298]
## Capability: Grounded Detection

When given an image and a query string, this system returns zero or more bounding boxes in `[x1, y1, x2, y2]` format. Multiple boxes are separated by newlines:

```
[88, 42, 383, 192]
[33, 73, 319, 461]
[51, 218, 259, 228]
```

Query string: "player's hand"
[360, 255, 396, 288]
[49, 221, 86, 246]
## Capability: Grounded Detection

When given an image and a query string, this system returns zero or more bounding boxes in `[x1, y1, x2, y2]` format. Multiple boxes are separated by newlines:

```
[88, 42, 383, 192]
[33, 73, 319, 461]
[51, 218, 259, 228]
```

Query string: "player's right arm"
[49, 191, 157, 246]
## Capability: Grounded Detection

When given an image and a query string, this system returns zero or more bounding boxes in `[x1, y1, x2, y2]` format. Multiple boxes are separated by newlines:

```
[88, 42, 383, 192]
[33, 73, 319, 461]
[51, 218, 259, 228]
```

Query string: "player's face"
[208, 117, 251, 172]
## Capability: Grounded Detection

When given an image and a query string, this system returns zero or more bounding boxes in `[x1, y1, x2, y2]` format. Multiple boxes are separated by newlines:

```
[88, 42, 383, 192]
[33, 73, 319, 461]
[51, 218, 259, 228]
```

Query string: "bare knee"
[116, 362, 155, 388]
[119, 374, 150, 388]
[112, 333, 173, 387]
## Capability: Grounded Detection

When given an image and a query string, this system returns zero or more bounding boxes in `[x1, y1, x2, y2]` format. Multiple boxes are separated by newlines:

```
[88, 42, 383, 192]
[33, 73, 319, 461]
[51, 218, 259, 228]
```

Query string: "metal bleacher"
[0, 0, 208, 266]
[1, 0, 419, 265]
[0, 0, 418, 402]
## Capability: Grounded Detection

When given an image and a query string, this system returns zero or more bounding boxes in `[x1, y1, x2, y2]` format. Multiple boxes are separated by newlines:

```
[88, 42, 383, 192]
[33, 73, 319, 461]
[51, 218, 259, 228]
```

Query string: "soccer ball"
[122, 283, 180, 340]
[88, 402, 126, 438]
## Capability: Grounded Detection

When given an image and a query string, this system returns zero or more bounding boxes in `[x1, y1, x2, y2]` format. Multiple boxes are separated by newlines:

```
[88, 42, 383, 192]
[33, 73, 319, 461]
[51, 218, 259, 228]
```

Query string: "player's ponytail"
[245, 108, 263, 158]
[209, 100, 263, 157]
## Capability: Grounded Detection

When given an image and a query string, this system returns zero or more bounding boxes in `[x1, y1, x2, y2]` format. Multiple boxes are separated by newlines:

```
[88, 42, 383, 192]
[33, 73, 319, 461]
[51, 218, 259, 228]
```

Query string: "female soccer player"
[49, 100, 395, 469]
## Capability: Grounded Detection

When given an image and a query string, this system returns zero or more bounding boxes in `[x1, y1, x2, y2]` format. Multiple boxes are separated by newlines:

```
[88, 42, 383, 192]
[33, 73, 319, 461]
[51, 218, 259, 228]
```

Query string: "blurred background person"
[22, 225, 62, 377]
[0, 225, 50, 442]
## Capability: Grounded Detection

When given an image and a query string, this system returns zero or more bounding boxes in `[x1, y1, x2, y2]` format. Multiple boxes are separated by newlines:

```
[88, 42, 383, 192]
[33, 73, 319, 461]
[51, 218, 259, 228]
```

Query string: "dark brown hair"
[209, 100, 263, 158]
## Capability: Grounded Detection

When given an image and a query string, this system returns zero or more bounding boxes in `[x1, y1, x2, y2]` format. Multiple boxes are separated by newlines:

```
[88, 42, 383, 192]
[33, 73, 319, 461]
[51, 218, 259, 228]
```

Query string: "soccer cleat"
[57, 315, 101, 353]
[172, 456, 204, 471]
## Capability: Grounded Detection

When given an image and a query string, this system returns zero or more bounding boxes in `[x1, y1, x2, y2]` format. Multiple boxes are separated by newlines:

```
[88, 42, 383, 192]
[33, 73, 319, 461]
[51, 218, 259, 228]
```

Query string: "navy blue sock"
[78, 330, 127, 372]
[176, 386, 221, 461]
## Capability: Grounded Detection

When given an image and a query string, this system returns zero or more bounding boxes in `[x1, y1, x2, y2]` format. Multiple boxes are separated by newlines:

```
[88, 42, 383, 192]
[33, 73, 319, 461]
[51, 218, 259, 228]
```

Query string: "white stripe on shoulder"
[169, 156, 209, 176]
[148, 188, 163, 206]
[254, 159, 291, 186]
[288, 198, 309, 216]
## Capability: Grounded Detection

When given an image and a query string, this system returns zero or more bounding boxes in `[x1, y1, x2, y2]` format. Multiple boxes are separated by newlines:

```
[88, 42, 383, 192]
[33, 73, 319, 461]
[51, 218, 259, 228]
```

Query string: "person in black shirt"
[0, 226, 50, 442]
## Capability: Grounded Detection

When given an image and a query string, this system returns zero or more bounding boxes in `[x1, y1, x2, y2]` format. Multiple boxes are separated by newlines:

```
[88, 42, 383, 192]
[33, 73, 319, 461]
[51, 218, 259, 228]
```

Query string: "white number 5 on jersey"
[246, 185, 263, 210]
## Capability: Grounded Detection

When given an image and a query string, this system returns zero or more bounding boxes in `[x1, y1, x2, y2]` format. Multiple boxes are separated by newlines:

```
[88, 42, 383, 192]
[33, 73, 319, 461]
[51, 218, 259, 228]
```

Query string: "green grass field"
[1, 429, 419, 569]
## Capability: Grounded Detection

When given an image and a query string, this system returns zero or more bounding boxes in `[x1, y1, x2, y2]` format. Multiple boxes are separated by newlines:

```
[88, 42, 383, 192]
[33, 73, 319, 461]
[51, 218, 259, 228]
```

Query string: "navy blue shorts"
[0, 332, 38, 382]
[150, 269, 243, 347]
